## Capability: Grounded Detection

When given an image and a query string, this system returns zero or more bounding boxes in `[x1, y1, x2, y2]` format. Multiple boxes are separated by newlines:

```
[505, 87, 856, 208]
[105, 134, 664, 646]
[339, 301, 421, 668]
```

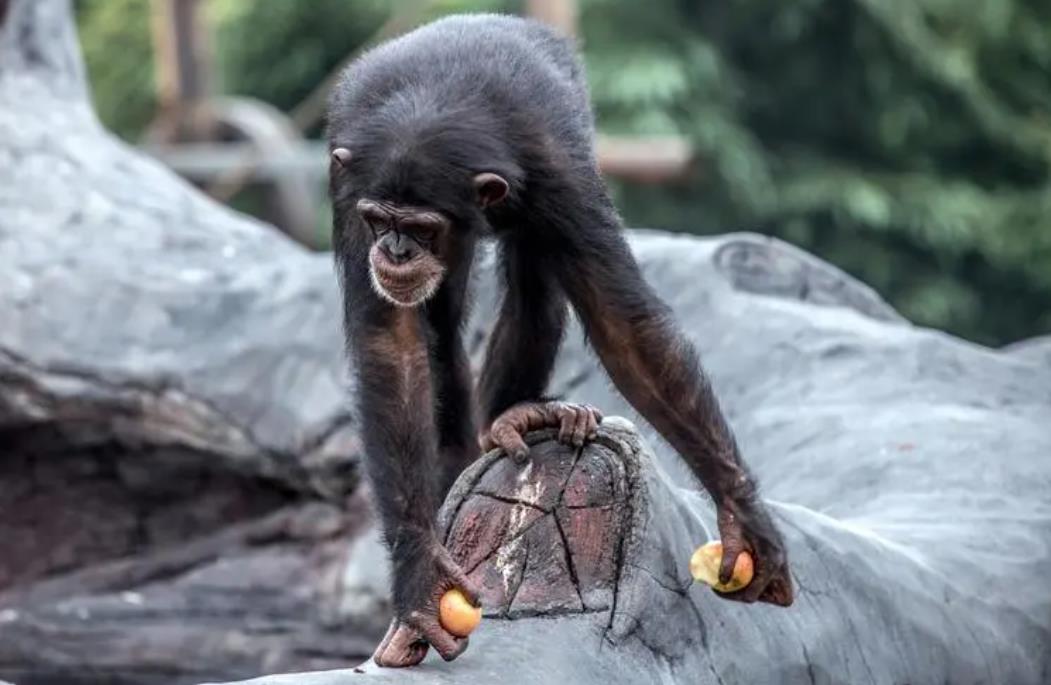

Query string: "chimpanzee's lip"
[374, 260, 421, 282]
[377, 275, 422, 299]
[375, 258, 444, 285]
[374, 264, 424, 293]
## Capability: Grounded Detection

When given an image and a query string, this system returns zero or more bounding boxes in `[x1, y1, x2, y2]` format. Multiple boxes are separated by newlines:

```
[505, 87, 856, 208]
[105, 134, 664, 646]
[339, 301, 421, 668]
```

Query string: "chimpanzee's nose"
[383, 237, 413, 264]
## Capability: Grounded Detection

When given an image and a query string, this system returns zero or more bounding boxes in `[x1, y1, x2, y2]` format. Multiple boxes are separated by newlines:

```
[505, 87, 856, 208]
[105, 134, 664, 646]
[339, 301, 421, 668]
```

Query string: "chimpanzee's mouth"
[370, 261, 444, 306]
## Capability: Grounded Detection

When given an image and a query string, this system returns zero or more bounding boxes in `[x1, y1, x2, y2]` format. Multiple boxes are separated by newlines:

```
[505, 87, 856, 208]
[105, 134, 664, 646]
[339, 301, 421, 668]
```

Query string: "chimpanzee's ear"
[331, 147, 352, 168]
[473, 172, 509, 208]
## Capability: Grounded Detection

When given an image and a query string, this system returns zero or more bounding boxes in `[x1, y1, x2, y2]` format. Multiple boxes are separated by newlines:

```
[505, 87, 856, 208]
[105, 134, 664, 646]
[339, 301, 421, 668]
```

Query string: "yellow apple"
[439, 588, 481, 637]
[689, 540, 754, 593]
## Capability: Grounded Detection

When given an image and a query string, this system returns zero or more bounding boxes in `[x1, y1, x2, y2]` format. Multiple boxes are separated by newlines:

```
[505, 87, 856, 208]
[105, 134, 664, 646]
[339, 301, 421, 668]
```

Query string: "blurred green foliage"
[75, 0, 1051, 345]
[582, 0, 1051, 345]
[208, 0, 385, 134]
[75, 0, 155, 137]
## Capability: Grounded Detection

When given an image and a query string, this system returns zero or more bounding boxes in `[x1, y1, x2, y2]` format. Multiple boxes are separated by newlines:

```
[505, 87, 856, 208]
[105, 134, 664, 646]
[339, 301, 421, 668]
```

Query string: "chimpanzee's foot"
[480, 401, 603, 463]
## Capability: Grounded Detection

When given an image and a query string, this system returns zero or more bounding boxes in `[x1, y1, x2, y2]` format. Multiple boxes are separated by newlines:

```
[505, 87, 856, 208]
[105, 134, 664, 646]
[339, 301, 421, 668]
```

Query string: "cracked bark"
[441, 434, 626, 619]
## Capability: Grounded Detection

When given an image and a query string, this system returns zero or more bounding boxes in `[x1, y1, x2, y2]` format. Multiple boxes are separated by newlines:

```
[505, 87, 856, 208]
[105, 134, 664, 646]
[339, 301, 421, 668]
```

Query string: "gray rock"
[1003, 334, 1051, 366]
[0, 0, 354, 495]
[220, 357, 1051, 684]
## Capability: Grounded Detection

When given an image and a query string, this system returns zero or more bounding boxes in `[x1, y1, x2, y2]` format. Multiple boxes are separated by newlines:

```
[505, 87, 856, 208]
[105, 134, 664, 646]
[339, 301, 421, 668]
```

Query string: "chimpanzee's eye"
[365, 219, 389, 240]
[414, 226, 438, 244]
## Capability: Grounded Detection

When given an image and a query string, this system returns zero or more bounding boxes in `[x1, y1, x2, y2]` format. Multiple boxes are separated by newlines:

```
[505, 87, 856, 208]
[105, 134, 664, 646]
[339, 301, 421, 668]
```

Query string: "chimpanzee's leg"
[477, 236, 566, 419]
[477, 235, 602, 461]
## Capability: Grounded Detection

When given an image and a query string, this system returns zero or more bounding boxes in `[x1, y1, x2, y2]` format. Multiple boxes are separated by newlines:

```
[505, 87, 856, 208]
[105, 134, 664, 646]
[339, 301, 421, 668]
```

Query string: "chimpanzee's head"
[330, 145, 510, 307]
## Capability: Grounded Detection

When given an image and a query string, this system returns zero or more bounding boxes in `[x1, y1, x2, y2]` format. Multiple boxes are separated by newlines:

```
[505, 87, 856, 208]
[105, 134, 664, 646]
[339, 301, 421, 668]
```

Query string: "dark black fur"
[328, 14, 791, 658]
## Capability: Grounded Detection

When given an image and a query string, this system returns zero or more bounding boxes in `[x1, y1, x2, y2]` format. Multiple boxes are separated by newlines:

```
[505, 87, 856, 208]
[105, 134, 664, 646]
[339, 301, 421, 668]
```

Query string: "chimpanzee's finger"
[490, 422, 529, 463]
[436, 555, 482, 606]
[719, 541, 745, 585]
[534, 403, 560, 431]
[374, 618, 398, 659]
[758, 573, 794, 607]
[557, 406, 577, 444]
[374, 621, 429, 667]
[735, 567, 769, 603]
[479, 428, 497, 452]
[410, 613, 469, 662]
[583, 405, 601, 440]
[729, 548, 785, 604]
[571, 405, 590, 446]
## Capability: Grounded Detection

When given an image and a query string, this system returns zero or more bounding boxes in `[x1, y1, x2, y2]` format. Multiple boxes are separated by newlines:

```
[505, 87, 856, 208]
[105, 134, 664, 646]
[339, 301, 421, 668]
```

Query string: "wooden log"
[142, 134, 695, 189]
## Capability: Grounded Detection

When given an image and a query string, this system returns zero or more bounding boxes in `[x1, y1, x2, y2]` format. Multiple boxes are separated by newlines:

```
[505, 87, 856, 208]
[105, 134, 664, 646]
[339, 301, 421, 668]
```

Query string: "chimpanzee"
[328, 14, 793, 667]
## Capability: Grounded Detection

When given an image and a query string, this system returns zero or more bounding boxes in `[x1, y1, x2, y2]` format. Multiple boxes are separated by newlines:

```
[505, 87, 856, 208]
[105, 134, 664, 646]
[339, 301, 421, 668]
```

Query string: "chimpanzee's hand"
[480, 401, 604, 463]
[372, 540, 481, 668]
[714, 495, 794, 606]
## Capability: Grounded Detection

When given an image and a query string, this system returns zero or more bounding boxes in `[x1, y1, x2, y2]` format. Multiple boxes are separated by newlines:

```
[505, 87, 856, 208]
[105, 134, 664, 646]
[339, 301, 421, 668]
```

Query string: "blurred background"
[75, 0, 1051, 346]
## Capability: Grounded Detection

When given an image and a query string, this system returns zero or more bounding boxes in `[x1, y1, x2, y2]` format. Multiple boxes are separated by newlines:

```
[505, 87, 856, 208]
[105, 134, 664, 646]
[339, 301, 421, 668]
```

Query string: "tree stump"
[442, 429, 629, 619]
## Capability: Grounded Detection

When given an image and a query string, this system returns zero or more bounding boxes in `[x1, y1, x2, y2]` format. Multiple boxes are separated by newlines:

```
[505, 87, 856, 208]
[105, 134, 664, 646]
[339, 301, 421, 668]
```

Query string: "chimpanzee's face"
[357, 198, 451, 307]
[330, 147, 509, 307]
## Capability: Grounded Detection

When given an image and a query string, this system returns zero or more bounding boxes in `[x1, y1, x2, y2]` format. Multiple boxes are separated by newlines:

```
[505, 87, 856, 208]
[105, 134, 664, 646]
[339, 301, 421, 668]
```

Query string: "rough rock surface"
[1004, 334, 1051, 366]
[3, 1, 1051, 684]
[221, 258, 1051, 683]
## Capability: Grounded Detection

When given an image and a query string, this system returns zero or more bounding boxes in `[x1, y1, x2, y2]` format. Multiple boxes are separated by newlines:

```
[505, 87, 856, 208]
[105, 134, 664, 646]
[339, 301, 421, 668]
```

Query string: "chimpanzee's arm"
[336, 209, 447, 544]
[349, 305, 480, 665]
[352, 310, 441, 550]
[545, 189, 793, 606]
